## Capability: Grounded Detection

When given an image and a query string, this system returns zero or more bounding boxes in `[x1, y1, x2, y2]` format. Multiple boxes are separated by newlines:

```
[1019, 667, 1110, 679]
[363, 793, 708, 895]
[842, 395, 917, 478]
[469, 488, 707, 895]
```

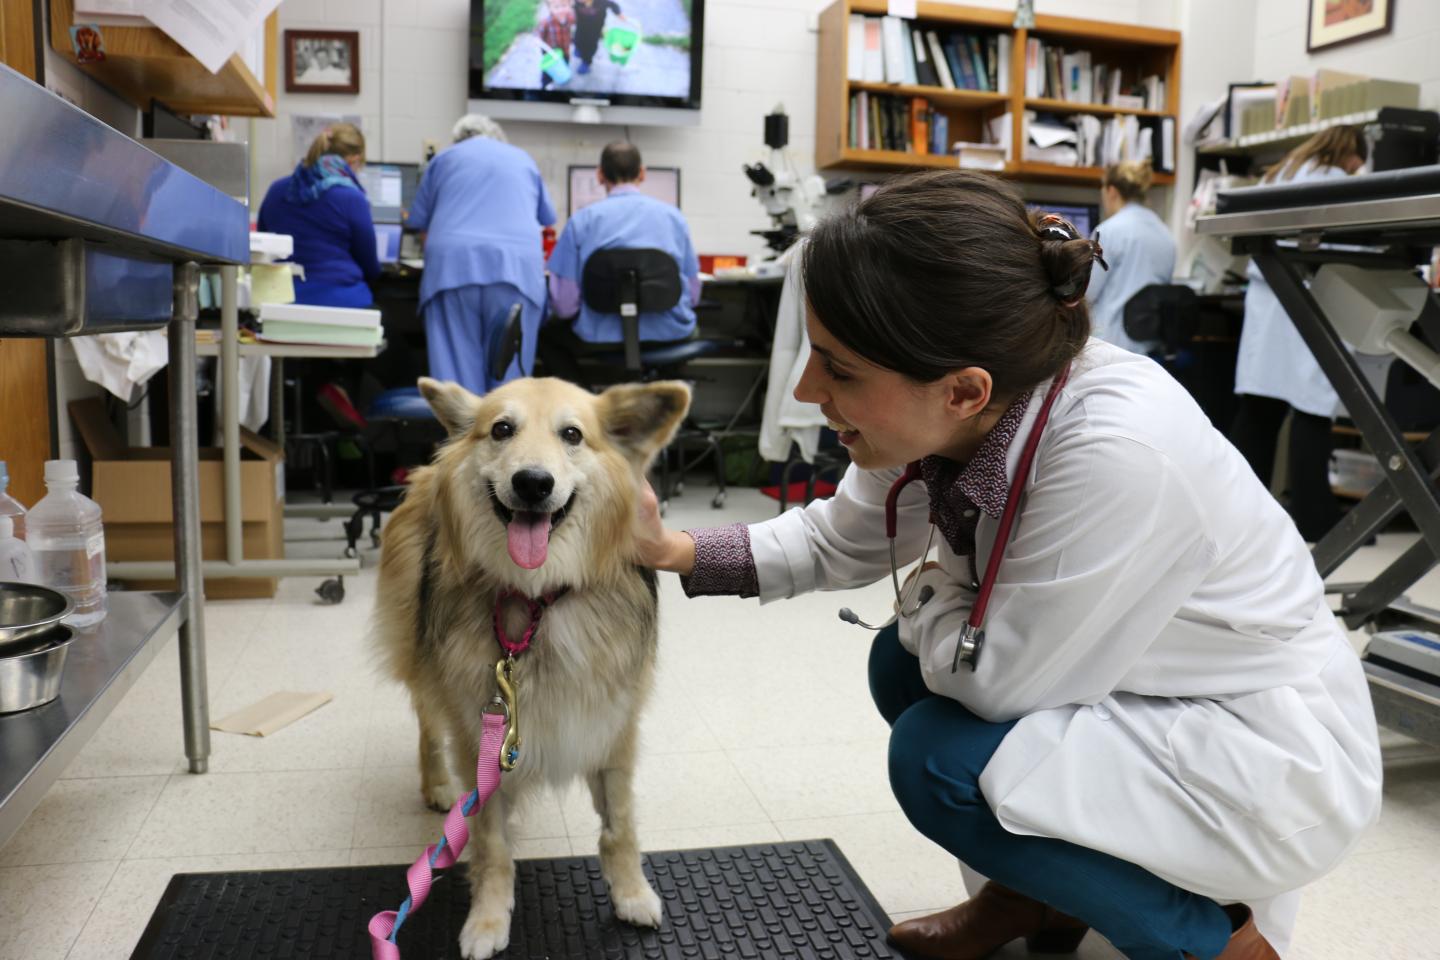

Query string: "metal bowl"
[0, 623, 73, 714]
[0, 582, 75, 649]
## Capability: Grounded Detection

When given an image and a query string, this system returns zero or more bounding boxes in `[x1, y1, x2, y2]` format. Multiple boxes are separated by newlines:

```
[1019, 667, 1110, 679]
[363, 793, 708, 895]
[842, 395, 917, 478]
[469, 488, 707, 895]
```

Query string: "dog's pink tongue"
[506, 512, 552, 569]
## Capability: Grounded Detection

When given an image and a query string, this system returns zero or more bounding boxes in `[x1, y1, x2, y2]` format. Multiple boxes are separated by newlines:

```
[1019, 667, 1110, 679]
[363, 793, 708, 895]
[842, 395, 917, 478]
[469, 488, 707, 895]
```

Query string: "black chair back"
[1124, 284, 1199, 357]
[581, 248, 682, 373]
[490, 302, 525, 382]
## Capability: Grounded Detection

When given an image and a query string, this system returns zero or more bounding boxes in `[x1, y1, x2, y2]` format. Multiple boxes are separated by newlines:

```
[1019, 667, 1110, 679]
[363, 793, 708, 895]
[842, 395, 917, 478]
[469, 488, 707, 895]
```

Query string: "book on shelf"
[1022, 37, 1167, 110]
[847, 16, 1007, 94]
[848, 91, 955, 157]
[1024, 110, 1175, 172]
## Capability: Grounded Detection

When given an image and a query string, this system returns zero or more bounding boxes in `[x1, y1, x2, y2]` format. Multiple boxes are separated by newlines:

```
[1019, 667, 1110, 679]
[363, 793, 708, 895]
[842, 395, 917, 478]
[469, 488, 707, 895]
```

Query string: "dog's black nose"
[511, 469, 554, 507]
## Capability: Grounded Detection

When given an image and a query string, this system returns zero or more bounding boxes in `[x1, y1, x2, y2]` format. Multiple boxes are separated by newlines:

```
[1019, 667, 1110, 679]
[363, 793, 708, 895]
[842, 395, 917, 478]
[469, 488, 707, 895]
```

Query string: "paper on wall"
[143, 0, 281, 75]
[291, 114, 364, 165]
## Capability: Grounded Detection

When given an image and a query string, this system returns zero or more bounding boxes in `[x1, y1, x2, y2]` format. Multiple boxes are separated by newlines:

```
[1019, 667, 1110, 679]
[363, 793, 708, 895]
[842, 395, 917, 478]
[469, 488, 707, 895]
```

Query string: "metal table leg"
[170, 263, 210, 774]
[271, 356, 286, 448]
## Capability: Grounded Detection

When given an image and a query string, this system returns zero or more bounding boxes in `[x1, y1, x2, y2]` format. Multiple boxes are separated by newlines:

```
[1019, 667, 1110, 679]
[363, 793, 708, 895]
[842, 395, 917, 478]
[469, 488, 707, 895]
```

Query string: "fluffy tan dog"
[373, 376, 689, 959]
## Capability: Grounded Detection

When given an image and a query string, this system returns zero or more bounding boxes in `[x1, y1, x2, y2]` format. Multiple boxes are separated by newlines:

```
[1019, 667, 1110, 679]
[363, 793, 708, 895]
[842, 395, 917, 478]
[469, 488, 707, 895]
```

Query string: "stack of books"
[846, 14, 1010, 95]
[1023, 38, 1166, 111]
[849, 92, 951, 155]
[258, 303, 383, 348]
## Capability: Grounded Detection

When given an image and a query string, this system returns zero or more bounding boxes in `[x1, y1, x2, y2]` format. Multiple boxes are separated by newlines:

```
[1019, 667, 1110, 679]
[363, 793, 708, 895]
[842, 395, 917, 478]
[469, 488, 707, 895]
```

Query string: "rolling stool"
[315, 304, 526, 603]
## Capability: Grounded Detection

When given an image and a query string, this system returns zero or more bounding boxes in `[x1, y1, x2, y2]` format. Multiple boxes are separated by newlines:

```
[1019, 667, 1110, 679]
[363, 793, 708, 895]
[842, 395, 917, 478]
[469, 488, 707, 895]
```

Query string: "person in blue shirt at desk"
[406, 114, 556, 394]
[540, 141, 700, 384]
[1084, 160, 1176, 355]
[257, 123, 380, 308]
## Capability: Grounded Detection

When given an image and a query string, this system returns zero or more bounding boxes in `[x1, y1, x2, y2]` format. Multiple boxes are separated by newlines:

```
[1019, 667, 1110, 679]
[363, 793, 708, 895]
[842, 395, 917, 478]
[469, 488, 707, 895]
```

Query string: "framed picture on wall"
[1307, 0, 1394, 52]
[285, 30, 360, 94]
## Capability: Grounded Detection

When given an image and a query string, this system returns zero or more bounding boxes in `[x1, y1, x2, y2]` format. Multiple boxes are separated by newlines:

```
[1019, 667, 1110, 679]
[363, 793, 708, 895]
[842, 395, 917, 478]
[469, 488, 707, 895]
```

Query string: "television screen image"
[472, 0, 703, 108]
[567, 165, 679, 217]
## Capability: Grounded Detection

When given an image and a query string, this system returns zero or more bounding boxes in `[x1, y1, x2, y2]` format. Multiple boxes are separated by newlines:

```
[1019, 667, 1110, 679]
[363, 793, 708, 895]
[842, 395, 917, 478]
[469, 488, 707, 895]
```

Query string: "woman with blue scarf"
[258, 124, 380, 307]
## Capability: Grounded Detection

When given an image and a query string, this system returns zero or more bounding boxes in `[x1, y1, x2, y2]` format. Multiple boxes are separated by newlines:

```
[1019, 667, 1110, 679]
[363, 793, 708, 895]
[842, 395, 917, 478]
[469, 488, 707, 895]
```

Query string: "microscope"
[743, 107, 842, 256]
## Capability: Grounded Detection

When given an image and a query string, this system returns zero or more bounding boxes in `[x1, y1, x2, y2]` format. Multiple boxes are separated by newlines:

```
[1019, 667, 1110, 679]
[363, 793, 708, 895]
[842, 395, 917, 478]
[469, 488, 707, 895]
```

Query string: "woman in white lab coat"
[635, 171, 1380, 960]
[1230, 127, 1368, 541]
[1086, 159, 1176, 354]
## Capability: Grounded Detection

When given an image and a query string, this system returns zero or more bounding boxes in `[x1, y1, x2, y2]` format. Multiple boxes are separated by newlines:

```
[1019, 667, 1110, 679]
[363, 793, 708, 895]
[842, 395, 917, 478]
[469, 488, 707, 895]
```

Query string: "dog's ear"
[598, 381, 691, 464]
[418, 377, 480, 437]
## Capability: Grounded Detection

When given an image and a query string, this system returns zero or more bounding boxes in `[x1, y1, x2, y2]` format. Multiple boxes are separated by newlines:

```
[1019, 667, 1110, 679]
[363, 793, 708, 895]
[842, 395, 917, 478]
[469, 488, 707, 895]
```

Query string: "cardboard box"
[69, 398, 285, 600]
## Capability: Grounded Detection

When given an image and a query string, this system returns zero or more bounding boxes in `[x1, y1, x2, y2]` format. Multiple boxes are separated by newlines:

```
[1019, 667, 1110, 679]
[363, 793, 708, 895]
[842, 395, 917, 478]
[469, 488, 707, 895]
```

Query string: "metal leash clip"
[495, 656, 521, 771]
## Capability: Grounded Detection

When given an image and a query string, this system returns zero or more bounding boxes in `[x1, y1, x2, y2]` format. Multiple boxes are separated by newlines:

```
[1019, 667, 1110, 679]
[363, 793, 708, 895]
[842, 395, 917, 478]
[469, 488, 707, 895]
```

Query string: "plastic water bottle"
[27, 460, 107, 627]
[0, 515, 36, 582]
[0, 460, 26, 541]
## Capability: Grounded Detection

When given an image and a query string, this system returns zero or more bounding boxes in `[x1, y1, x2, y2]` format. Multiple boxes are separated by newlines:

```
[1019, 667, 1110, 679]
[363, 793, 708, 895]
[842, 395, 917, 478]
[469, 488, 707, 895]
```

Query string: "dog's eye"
[560, 426, 583, 446]
[491, 421, 514, 441]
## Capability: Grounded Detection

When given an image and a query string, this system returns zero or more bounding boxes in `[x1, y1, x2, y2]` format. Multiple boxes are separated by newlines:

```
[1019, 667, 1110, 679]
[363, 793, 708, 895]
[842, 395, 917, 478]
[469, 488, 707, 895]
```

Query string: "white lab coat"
[1234, 162, 1351, 417]
[747, 340, 1381, 954]
[758, 243, 828, 463]
[1085, 202, 1177, 355]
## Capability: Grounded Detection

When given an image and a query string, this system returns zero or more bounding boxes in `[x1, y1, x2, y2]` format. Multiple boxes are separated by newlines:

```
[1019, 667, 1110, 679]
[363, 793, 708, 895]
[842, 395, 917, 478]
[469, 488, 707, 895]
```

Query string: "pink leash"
[368, 710, 507, 958]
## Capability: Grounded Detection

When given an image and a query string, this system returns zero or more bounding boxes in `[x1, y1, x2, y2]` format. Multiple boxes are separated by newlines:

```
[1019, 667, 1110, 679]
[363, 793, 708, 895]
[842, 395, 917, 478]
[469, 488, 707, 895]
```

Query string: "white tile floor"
[2, 485, 1439, 960]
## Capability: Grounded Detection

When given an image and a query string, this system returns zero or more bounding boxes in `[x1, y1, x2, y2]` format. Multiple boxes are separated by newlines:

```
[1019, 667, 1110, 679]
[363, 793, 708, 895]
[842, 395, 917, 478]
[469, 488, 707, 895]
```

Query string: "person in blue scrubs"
[407, 114, 556, 394]
[257, 123, 379, 308]
[1083, 160, 1176, 355]
[540, 141, 700, 384]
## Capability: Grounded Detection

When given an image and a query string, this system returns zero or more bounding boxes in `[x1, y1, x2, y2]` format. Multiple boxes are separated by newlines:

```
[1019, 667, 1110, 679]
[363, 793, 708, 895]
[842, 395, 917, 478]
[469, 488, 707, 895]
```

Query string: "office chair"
[1124, 284, 1200, 363]
[573, 248, 731, 510]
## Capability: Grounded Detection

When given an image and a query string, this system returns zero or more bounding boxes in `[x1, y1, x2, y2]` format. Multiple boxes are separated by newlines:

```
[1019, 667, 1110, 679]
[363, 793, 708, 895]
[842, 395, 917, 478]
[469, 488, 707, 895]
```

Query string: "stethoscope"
[839, 362, 1072, 673]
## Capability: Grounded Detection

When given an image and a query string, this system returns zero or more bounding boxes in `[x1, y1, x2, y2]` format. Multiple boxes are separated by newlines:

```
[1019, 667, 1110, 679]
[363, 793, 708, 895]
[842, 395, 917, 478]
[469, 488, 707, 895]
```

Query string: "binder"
[862, 17, 884, 83]
[847, 15, 865, 82]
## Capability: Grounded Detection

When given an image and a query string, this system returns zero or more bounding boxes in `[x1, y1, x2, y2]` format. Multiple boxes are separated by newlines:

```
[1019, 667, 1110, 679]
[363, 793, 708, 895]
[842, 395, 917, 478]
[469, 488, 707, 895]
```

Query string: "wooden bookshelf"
[50, 0, 277, 117]
[817, 0, 1181, 186]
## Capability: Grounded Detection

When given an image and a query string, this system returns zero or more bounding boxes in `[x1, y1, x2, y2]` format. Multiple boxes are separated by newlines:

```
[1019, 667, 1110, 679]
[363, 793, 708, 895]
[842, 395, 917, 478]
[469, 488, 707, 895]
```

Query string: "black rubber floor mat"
[131, 840, 912, 959]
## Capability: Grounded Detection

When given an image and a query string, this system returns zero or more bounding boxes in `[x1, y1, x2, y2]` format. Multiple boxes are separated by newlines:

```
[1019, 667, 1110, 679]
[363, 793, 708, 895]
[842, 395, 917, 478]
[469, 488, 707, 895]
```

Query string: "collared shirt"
[683, 391, 1033, 597]
[546, 184, 701, 344]
[1085, 202, 1176, 355]
[407, 136, 556, 309]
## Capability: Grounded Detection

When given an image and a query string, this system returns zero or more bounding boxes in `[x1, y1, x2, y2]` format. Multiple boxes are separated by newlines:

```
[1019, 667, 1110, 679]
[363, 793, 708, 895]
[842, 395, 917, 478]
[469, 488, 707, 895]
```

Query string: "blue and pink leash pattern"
[367, 709, 507, 959]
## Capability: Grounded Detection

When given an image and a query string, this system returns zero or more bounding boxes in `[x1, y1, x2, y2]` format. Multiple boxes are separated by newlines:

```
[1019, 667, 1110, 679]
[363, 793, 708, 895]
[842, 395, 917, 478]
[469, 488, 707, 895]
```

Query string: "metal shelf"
[0, 592, 182, 848]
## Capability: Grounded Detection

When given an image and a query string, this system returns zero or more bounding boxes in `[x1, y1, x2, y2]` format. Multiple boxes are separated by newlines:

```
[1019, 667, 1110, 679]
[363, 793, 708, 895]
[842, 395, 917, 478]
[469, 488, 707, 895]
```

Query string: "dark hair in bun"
[802, 169, 1107, 400]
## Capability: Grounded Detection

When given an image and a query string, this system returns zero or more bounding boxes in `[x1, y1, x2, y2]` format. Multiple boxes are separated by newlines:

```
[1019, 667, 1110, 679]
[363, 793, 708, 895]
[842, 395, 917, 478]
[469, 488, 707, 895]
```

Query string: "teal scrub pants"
[869, 625, 1235, 960]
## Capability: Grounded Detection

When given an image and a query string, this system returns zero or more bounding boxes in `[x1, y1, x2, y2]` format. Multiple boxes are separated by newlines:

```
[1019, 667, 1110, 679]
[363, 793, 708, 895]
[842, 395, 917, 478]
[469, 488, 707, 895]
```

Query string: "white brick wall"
[250, 0, 1182, 259]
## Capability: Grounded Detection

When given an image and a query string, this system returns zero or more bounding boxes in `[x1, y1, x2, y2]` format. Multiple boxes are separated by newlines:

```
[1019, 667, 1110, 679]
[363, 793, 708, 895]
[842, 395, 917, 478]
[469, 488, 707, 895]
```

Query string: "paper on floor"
[211, 691, 333, 737]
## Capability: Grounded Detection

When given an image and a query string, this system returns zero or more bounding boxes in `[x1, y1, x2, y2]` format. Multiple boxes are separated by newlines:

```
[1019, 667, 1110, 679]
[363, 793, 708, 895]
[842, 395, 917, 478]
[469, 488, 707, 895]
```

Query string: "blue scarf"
[286, 154, 362, 205]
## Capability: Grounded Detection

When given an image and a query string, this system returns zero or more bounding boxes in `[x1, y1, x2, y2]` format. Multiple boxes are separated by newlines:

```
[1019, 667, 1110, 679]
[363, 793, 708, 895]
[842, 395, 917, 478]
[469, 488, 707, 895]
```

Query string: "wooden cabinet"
[49, 0, 277, 117]
[817, 0, 1180, 186]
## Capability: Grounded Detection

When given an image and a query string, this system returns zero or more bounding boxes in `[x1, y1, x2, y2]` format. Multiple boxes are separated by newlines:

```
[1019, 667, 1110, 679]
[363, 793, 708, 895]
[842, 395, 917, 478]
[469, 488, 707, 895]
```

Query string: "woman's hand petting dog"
[631, 480, 697, 576]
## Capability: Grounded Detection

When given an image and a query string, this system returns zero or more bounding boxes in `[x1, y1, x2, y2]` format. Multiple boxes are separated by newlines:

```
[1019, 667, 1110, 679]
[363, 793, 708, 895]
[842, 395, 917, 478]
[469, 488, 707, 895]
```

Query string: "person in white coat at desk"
[406, 114, 557, 395]
[1085, 160, 1176, 355]
[1230, 127, 1367, 542]
[633, 171, 1380, 960]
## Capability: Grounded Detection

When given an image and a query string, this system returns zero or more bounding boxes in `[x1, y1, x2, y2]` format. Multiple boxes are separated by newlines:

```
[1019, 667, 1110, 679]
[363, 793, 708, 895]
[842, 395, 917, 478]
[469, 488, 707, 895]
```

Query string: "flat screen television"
[469, 0, 704, 122]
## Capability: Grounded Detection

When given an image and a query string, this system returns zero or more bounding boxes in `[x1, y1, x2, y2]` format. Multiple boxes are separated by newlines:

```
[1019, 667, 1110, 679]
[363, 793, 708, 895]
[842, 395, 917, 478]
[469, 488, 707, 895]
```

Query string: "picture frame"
[285, 30, 360, 94]
[1307, 0, 1393, 53]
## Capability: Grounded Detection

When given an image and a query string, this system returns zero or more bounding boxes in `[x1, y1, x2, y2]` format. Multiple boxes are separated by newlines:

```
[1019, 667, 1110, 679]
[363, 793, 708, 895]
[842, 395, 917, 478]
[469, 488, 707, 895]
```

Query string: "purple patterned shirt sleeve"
[681, 523, 759, 598]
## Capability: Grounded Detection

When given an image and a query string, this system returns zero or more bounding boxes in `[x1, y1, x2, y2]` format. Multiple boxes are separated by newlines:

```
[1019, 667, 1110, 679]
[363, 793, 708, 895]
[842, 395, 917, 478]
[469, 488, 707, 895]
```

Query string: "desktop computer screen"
[567, 166, 680, 218]
[374, 222, 403, 264]
[1027, 201, 1100, 239]
[357, 162, 421, 223]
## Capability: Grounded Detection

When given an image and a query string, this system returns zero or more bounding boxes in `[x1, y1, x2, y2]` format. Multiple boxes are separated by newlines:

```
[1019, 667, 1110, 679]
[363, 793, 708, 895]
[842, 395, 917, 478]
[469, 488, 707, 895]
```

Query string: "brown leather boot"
[1186, 905, 1279, 960]
[887, 882, 1089, 959]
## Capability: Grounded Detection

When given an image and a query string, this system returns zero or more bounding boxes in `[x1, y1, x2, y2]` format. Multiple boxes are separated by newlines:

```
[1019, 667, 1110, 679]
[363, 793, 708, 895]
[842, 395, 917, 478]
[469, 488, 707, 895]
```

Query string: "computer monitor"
[357, 162, 421, 224]
[374, 222, 403, 264]
[566, 166, 680, 218]
[1027, 201, 1100, 239]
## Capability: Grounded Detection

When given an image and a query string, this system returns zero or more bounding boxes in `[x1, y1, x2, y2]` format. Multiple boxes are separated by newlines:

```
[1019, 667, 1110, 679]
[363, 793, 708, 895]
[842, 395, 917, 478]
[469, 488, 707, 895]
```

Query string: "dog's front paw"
[458, 910, 511, 960]
[423, 780, 462, 813]
[611, 880, 664, 928]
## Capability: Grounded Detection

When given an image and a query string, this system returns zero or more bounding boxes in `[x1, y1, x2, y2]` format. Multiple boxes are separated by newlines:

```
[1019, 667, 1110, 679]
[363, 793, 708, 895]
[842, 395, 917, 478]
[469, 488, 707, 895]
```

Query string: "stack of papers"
[258, 303, 383, 348]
